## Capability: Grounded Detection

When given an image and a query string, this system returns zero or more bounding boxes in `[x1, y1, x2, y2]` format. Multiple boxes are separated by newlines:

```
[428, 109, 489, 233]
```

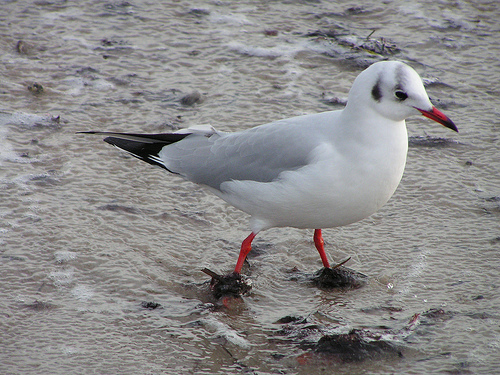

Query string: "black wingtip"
[79, 131, 192, 171]
[90, 132, 192, 171]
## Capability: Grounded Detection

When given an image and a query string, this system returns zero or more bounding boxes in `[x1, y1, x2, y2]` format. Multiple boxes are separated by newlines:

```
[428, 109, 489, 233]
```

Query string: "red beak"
[414, 106, 458, 132]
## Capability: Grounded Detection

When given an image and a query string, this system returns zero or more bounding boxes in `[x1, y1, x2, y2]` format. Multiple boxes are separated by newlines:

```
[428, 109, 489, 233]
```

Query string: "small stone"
[16, 40, 29, 54]
[180, 91, 203, 106]
[28, 82, 44, 94]
[141, 301, 161, 310]
[311, 266, 367, 289]
[264, 29, 278, 36]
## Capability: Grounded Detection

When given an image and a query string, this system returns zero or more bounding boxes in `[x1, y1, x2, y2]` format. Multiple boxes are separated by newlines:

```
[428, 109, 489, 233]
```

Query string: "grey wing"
[160, 121, 320, 190]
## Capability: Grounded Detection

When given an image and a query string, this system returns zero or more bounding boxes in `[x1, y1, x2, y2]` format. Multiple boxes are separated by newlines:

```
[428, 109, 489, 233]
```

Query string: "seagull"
[81, 61, 457, 275]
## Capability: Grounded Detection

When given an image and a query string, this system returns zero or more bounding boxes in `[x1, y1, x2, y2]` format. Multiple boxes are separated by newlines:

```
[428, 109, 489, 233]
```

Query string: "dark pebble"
[97, 204, 140, 214]
[23, 300, 55, 311]
[28, 82, 44, 94]
[16, 40, 29, 54]
[346, 6, 366, 15]
[188, 8, 210, 17]
[271, 353, 286, 360]
[180, 91, 203, 106]
[421, 308, 454, 321]
[311, 266, 367, 289]
[141, 301, 161, 310]
[275, 316, 306, 324]
[264, 29, 278, 36]
[308, 329, 402, 362]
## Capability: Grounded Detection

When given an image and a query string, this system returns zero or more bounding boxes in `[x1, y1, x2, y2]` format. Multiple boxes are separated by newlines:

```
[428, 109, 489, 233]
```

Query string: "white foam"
[71, 285, 94, 301]
[0, 125, 17, 165]
[227, 41, 291, 58]
[396, 248, 430, 300]
[49, 268, 74, 287]
[60, 345, 80, 355]
[399, 4, 476, 30]
[227, 37, 345, 60]
[202, 317, 251, 349]
[62, 76, 114, 96]
[208, 12, 254, 26]
[54, 251, 78, 263]
[0, 111, 60, 129]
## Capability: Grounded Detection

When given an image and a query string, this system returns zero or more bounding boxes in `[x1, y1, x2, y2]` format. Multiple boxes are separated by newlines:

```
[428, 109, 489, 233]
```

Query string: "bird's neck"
[334, 106, 408, 175]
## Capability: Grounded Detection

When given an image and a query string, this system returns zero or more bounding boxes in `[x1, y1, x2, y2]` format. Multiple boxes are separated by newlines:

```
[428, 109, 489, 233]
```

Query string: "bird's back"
[159, 110, 343, 190]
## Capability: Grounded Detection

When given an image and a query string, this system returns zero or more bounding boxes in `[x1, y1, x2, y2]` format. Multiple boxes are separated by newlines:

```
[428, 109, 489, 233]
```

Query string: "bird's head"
[347, 61, 457, 132]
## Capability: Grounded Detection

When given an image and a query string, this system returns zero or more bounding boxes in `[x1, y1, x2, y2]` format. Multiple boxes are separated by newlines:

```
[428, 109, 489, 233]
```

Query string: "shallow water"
[1, 1, 499, 374]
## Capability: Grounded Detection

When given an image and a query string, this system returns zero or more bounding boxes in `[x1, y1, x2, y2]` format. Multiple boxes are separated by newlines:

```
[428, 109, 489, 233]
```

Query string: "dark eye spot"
[371, 80, 382, 102]
[395, 91, 408, 101]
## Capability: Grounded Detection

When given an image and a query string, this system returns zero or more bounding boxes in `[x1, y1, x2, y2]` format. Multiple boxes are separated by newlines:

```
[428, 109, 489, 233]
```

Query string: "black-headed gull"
[81, 61, 457, 275]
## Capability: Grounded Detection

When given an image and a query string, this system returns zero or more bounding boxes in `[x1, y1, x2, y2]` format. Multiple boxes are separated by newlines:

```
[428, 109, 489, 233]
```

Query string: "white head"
[346, 61, 457, 131]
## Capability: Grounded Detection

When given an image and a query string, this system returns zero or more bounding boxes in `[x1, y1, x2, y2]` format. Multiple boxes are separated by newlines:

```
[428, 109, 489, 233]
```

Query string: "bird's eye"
[395, 91, 408, 101]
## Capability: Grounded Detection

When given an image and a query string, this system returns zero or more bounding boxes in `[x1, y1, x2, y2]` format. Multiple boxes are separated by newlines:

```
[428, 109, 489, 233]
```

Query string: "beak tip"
[442, 117, 459, 133]
[442, 115, 458, 133]
[416, 106, 458, 133]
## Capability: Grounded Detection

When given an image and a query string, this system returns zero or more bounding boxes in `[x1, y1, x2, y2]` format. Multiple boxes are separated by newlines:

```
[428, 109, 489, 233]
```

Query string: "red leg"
[314, 229, 330, 268]
[234, 232, 257, 274]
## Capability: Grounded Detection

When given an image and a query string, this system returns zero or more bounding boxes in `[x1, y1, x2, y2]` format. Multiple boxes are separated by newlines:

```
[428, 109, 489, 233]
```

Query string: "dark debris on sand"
[272, 315, 404, 364]
[409, 135, 460, 148]
[141, 301, 162, 310]
[305, 27, 401, 64]
[311, 266, 367, 289]
[180, 91, 203, 106]
[269, 307, 468, 365]
[287, 258, 367, 289]
[202, 261, 365, 300]
[202, 268, 252, 300]
[22, 300, 56, 311]
[301, 329, 403, 363]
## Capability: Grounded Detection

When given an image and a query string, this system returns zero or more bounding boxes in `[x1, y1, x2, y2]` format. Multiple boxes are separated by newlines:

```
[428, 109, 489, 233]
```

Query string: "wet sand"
[1, 1, 499, 374]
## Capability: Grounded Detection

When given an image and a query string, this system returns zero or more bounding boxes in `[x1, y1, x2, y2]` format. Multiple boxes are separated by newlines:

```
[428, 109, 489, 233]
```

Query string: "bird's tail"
[78, 131, 190, 172]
